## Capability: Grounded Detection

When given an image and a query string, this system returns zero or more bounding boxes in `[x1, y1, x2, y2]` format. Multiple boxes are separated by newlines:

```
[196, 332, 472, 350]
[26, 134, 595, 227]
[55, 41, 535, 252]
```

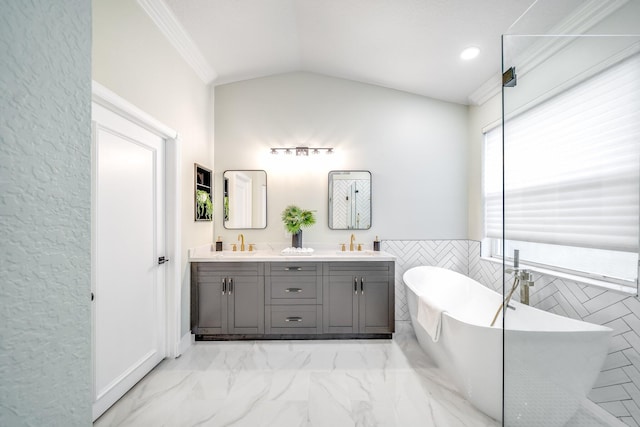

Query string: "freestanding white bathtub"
[404, 266, 612, 427]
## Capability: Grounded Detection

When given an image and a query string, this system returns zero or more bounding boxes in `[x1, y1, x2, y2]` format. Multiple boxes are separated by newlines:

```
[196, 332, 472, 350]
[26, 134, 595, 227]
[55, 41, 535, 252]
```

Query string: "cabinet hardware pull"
[285, 288, 302, 293]
[222, 278, 226, 295]
[158, 256, 169, 265]
[354, 277, 358, 295]
[229, 278, 233, 295]
[285, 317, 303, 322]
[361, 278, 365, 294]
[284, 267, 302, 271]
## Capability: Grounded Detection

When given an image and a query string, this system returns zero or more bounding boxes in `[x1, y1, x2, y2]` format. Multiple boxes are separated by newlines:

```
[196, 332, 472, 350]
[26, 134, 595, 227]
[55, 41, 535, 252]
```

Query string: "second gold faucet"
[238, 233, 245, 252]
[349, 233, 356, 251]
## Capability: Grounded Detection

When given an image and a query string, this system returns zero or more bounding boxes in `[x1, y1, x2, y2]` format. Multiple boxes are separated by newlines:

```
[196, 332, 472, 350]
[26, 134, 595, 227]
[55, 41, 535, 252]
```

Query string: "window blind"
[485, 54, 640, 253]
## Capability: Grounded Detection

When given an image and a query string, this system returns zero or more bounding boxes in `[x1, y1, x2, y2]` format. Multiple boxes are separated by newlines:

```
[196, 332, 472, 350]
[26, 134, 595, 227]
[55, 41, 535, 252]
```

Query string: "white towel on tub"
[417, 294, 446, 342]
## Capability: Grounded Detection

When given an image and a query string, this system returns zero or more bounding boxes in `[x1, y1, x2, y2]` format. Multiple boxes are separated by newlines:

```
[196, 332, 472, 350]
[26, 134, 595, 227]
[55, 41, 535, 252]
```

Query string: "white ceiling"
[161, 0, 591, 105]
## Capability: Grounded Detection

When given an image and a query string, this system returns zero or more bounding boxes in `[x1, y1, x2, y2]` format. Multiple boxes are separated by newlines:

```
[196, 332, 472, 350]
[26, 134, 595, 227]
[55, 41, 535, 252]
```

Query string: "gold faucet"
[349, 233, 356, 251]
[238, 233, 245, 251]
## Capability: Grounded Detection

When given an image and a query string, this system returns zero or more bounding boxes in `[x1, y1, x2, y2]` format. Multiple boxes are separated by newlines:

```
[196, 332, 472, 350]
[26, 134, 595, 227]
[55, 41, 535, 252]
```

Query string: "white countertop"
[188, 245, 396, 262]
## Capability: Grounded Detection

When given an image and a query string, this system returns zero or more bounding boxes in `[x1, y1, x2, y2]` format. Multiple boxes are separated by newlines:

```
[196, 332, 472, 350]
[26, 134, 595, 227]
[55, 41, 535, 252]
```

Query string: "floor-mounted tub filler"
[403, 266, 612, 427]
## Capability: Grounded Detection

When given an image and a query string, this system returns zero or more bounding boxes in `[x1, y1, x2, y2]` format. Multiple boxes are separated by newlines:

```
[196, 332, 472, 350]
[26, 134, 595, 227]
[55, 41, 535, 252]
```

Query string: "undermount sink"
[335, 250, 375, 256]
[219, 251, 256, 257]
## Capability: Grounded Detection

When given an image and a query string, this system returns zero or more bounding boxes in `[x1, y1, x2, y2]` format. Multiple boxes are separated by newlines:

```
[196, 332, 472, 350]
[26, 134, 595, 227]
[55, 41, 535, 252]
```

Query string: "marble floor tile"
[95, 330, 618, 427]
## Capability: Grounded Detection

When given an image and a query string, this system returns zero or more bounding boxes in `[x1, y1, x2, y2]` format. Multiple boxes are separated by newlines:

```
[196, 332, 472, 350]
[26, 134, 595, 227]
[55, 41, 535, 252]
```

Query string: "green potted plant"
[196, 189, 213, 221]
[281, 205, 316, 248]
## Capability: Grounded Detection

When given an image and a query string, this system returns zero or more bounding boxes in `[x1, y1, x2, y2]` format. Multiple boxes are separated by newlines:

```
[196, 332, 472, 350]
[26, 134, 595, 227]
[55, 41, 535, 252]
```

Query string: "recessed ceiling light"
[460, 47, 480, 60]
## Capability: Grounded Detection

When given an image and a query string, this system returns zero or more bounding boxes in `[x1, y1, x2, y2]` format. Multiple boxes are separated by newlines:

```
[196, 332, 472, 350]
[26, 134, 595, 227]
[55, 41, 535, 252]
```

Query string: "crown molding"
[467, 75, 502, 107]
[468, 0, 628, 106]
[137, 0, 217, 84]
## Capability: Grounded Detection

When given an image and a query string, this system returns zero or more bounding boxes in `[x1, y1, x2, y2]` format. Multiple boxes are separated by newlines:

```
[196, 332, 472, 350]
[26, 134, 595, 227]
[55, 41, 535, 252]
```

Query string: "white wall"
[215, 72, 469, 248]
[92, 0, 214, 336]
[0, 1, 92, 425]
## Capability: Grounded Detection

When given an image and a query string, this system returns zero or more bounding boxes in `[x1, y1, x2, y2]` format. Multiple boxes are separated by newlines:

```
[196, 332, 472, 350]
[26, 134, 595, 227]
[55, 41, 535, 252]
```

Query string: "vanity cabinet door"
[191, 264, 228, 335]
[196, 277, 227, 334]
[191, 262, 264, 336]
[323, 274, 359, 333]
[323, 262, 394, 334]
[228, 275, 264, 334]
[358, 273, 393, 333]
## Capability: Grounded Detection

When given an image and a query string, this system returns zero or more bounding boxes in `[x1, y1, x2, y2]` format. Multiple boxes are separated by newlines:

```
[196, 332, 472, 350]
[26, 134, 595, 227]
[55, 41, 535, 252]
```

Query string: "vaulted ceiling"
[148, 0, 607, 105]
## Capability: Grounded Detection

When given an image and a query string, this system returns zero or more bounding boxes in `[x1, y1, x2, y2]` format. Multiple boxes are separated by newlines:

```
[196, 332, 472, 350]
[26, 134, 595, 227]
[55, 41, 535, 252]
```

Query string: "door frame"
[91, 81, 182, 359]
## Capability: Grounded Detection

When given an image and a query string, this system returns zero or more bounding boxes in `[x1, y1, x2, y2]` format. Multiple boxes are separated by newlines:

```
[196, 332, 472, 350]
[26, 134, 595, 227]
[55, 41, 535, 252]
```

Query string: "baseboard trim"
[580, 398, 626, 426]
[195, 333, 392, 341]
[178, 332, 193, 357]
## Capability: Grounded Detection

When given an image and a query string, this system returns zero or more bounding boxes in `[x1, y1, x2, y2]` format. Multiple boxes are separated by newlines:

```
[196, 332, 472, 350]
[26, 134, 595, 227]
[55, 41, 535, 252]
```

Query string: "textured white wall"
[214, 72, 469, 247]
[0, 1, 92, 425]
[92, 0, 213, 336]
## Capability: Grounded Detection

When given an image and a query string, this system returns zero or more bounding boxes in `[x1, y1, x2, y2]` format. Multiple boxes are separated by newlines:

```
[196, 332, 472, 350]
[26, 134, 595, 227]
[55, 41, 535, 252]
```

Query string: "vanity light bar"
[270, 146, 333, 156]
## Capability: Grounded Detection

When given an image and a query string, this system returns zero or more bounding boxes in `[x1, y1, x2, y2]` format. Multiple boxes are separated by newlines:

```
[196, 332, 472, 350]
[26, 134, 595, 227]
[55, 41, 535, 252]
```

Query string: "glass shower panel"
[501, 34, 640, 426]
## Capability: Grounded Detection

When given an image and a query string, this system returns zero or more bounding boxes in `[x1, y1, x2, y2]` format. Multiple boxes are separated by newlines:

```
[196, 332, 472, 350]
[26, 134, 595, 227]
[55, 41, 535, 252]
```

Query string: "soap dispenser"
[215, 236, 223, 252]
[373, 236, 380, 252]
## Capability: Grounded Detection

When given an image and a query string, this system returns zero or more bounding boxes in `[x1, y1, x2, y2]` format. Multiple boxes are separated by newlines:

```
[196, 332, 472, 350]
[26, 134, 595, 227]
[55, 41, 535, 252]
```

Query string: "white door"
[91, 102, 166, 420]
[230, 172, 252, 228]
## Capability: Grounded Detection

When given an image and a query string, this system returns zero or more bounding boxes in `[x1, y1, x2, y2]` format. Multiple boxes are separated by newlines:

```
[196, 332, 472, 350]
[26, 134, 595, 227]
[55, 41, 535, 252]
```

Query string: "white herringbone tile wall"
[382, 240, 469, 321]
[388, 239, 640, 425]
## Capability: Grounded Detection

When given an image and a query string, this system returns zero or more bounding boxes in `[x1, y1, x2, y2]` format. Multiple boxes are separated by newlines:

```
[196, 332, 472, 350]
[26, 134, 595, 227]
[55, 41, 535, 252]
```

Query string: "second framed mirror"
[223, 170, 267, 229]
[328, 170, 371, 230]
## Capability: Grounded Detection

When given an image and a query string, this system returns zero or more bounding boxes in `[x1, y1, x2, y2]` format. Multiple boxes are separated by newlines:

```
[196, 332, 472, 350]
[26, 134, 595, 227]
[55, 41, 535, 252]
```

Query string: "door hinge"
[502, 66, 517, 87]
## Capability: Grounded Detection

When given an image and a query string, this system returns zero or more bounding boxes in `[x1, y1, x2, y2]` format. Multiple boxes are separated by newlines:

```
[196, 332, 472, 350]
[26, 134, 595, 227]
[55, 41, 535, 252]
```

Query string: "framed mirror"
[328, 170, 371, 230]
[223, 170, 267, 229]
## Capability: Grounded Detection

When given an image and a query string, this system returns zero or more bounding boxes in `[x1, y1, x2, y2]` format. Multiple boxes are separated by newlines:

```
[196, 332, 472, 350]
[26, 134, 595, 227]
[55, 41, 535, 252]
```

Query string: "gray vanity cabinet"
[191, 262, 264, 335]
[323, 262, 394, 334]
[191, 259, 393, 339]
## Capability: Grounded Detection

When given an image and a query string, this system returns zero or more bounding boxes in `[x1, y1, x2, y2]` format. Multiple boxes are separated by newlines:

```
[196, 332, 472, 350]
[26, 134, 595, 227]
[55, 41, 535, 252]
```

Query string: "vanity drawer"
[266, 305, 322, 334]
[195, 262, 263, 277]
[270, 277, 317, 299]
[267, 262, 320, 276]
[266, 275, 322, 304]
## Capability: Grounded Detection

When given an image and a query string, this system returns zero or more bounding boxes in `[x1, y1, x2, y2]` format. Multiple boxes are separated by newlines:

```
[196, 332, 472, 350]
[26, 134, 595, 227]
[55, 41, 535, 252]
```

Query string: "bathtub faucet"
[490, 269, 535, 327]
[505, 250, 535, 305]
[490, 250, 536, 326]
[518, 270, 535, 305]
